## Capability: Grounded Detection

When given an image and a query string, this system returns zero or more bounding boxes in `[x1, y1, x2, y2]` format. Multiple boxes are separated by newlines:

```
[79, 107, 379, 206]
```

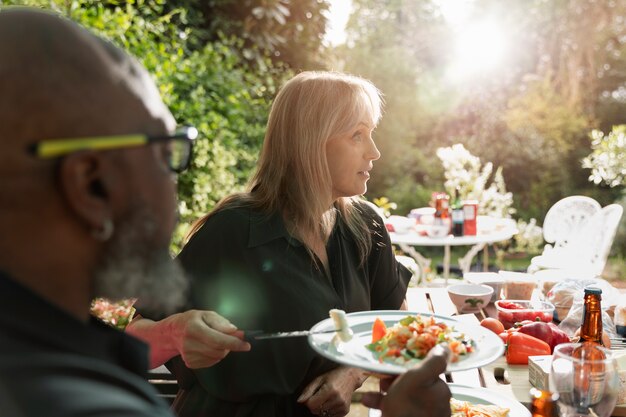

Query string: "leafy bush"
[436, 143, 515, 218]
[2, 0, 288, 251]
[582, 125, 626, 188]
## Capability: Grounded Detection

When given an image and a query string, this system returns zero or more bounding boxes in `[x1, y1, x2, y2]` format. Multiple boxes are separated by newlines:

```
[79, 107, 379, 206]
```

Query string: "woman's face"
[326, 121, 381, 201]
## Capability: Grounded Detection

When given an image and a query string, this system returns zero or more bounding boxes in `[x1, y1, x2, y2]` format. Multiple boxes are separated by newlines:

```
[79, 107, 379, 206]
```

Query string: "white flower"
[437, 144, 515, 218]
[582, 125, 626, 188]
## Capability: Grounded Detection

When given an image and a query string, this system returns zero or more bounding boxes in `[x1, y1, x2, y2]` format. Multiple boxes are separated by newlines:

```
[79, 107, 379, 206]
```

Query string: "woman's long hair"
[187, 71, 383, 264]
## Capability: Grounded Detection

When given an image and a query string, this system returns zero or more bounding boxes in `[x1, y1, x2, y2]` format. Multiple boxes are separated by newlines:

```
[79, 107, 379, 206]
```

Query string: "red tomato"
[498, 301, 524, 310]
[480, 318, 505, 335]
[372, 318, 387, 343]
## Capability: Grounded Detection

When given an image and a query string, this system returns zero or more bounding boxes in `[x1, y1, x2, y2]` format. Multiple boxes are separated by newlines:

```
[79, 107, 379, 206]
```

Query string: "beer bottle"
[529, 388, 559, 417]
[572, 288, 608, 408]
[451, 187, 464, 237]
[577, 286, 604, 346]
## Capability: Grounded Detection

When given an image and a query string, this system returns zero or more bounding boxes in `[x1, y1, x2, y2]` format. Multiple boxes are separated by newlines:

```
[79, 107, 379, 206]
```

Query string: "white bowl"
[385, 215, 415, 234]
[409, 207, 436, 223]
[426, 223, 450, 238]
[447, 283, 494, 313]
[464, 272, 504, 302]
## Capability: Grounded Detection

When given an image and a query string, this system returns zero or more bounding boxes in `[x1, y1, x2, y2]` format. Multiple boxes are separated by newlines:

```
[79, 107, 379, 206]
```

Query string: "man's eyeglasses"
[27, 126, 198, 173]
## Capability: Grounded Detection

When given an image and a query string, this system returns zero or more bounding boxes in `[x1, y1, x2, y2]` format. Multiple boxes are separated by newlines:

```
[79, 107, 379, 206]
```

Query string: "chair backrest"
[542, 196, 602, 248]
[569, 203, 624, 276]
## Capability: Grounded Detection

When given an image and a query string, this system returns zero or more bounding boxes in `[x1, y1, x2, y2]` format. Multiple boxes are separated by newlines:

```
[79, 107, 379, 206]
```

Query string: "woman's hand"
[167, 310, 251, 368]
[126, 310, 251, 369]
[297, 366, 367, 417]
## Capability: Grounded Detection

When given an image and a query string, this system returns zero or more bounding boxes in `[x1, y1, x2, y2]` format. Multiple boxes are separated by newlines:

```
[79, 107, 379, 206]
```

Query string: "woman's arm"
[297, 366, 369, 417]
[126, 310, 250, 369]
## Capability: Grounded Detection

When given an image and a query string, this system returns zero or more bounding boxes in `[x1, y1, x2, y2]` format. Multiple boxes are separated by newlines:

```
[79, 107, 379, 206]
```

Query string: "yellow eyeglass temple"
[33, 134, 148, 158]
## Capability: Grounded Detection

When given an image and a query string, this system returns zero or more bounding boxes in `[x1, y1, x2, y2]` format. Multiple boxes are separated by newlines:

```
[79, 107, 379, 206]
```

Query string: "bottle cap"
[584, 286, 602, 295]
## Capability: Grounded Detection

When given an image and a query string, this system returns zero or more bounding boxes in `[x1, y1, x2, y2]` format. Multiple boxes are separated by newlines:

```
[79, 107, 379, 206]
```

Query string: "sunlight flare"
[448, 20, 508, 81]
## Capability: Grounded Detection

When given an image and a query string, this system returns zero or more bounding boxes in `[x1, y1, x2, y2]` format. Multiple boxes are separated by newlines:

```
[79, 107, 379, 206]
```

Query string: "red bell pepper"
[506, 331, 551, 365]
[516, 321, 570, 353]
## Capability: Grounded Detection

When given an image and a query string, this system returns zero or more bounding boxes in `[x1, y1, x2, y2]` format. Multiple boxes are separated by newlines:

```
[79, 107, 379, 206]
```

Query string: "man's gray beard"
[93, 208, 188, 319]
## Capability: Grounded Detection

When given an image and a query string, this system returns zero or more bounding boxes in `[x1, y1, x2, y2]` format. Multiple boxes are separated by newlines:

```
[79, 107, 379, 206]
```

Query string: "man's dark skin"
[0, 7, 451, 417]
[0, 8, 178, 320]
[0, 8, 247, 416]
[362, 346, 452, 417]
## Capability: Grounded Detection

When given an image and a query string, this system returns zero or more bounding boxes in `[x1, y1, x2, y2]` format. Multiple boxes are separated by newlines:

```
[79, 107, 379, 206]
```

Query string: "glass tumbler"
[549, 343, 619, 417]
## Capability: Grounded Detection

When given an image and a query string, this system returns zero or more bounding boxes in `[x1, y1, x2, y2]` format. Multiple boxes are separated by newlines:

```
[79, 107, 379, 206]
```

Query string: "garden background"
[4, 0, 626, 281]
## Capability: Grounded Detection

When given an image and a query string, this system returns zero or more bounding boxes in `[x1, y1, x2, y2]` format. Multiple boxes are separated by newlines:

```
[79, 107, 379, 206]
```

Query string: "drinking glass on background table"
[549, 343, 619, 417]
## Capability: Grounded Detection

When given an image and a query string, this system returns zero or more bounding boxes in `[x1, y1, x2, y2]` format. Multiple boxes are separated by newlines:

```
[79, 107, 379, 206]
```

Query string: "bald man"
[0, 7, 249, 417]
[0, 7, 452, 417]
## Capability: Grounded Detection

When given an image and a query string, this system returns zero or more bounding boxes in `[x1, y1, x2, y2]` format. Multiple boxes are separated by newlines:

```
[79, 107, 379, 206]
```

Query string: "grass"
[413, 246, 532, 279]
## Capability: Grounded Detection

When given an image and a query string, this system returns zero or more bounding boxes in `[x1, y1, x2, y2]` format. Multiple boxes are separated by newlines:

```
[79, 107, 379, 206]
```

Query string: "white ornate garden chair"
[527, 196, 601, 273]
[529, 202, 623, 277]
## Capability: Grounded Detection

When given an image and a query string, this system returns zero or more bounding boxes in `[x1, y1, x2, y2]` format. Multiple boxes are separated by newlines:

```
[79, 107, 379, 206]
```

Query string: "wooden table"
[348, 287, 626, 417]
[404, 287, 534, 407]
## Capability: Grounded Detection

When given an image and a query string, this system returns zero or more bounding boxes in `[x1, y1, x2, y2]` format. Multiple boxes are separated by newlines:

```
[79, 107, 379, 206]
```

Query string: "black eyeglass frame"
[26, 126, 198, 173]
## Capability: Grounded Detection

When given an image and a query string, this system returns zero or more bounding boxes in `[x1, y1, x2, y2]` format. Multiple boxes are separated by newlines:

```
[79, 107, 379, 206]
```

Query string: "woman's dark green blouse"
[172, 201, 411, 417]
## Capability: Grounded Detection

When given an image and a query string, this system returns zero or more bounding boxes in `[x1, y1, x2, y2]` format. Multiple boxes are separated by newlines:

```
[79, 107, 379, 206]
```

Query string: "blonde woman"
[132, 71, 411, 417]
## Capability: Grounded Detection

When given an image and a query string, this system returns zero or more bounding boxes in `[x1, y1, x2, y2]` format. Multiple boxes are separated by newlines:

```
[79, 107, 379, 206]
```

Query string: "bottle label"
[452, 209, 464, 223]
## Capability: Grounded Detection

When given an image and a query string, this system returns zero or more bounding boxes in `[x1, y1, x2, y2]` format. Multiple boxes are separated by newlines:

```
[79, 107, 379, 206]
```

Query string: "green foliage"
[510, 218, 544, 255]
[2, 0, 287, 251]
[341, 0, 626, 247]
[168, 0, 331, 69]
[505, 75, 589, 155]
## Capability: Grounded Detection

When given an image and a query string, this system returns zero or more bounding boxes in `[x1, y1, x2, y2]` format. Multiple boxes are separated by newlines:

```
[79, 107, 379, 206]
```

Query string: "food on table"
[505, 331, 551, 364]
[450, 397, 510, 417]
[371, 317, 387, 343]
[329, 309, 353, 342]
[495, 300, 555, 329]
[480, 318, 505, 335]
[516, 321, 570, 352]
[502, 280, 536, 300]
[366, 314, 474, 364]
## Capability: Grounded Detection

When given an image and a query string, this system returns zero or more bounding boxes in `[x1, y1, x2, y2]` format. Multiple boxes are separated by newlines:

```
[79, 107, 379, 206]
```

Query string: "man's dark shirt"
[0, 271, 173, 417]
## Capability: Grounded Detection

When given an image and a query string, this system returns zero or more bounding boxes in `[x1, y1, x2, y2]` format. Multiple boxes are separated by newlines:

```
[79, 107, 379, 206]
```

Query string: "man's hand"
[297, 366, 367, 417]
[361, 345, 452, 417]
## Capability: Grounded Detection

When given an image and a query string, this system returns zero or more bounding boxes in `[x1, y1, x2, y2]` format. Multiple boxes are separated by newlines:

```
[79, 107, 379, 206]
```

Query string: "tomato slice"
[372, 318, 387, 343]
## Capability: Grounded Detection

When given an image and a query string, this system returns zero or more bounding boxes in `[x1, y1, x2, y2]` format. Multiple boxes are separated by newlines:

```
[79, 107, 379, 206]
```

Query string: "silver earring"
[92, 219, 114, 242]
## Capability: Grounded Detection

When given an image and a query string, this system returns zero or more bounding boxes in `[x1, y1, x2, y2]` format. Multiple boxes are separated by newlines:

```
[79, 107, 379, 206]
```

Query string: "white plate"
[369, 384, 531, 417]
[308, 310, 504, 375]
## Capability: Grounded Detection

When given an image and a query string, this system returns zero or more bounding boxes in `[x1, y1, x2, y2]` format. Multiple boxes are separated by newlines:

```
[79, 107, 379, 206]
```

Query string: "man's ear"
[56, 152, 116, 231]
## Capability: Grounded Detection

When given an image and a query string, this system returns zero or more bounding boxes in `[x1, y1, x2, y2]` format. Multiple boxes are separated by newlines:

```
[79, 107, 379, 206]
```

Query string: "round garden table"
[389, 216, 518, 285]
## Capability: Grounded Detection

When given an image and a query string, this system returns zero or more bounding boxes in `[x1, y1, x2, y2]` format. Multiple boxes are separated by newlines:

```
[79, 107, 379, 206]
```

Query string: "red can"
[463, 200, 478, 235]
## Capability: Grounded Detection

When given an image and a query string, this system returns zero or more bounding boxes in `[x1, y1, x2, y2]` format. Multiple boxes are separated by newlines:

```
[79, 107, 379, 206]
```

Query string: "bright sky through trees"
[324, 0, 352, 46]
[447, 19, 508, 81]
[327, 0, 509, 79]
